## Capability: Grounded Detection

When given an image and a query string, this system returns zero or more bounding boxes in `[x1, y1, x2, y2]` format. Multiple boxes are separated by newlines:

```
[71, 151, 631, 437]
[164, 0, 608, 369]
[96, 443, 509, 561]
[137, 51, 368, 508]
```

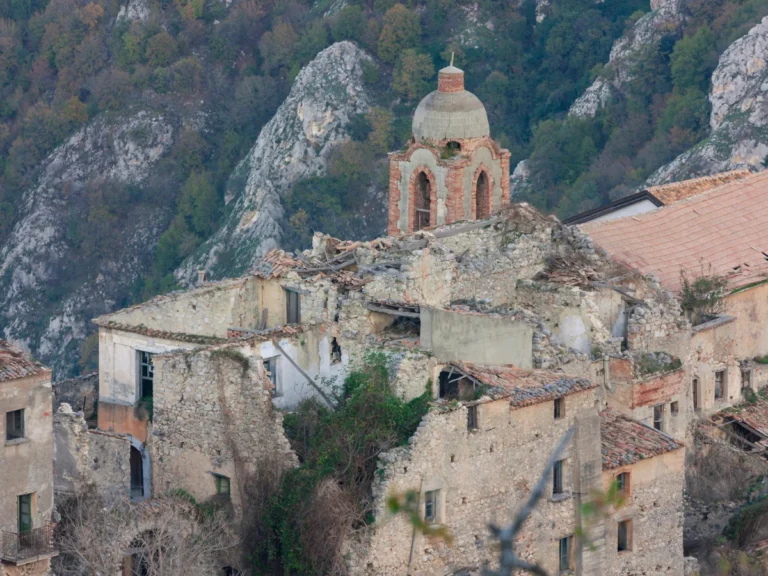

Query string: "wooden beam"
[272, 342, 338, 410]
[364, 303, 421, 318]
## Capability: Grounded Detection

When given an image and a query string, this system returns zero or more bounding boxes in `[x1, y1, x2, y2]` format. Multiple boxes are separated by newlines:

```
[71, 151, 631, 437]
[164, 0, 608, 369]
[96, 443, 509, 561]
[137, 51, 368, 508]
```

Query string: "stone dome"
[412, 65, 490, 142]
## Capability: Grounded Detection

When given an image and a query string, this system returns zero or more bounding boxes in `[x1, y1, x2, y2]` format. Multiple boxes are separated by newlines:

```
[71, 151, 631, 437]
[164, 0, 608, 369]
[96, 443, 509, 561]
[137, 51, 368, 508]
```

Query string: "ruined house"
[0, 341, 57, 575]
[584, 169, 768, 425]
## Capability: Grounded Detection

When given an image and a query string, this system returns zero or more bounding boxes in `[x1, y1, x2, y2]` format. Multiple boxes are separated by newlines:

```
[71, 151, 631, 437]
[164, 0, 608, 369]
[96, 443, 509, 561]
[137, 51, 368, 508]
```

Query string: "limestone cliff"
[0, 109, 185, 375]
[648, 16, 768, 184]
[569, 0, 687, 118]
[177, 41, 373, 284]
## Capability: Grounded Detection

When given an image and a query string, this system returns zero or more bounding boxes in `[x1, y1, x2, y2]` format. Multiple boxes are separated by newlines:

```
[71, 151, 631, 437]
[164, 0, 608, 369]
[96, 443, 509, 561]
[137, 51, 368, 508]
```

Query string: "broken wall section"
[150, 348, 298, 520]
[53, 404, 131, 503]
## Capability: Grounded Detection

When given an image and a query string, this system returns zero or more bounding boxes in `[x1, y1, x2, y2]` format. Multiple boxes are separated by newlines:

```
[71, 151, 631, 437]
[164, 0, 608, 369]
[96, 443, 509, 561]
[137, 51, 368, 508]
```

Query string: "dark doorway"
[475, 171, 490, 220]
[130, 446, 144, 500]
[414, 171, 431, 231]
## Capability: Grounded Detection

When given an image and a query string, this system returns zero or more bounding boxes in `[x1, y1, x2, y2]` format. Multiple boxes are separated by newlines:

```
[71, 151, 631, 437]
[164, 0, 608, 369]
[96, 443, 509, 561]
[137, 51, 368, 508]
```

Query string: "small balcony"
[1, 523, 58, 565]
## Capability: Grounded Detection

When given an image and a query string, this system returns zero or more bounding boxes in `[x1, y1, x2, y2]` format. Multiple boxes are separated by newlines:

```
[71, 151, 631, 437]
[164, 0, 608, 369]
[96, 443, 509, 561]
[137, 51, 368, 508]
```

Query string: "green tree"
[146, 31, 178, 67]
[377, 3, 421, 64]
[392, 49, 434, 100]
[177, 171, 218, 237]
[258, 18, 298, 73]
[366, 107, 394, 154]
[331, 5, 366, 43]
[670, 26, 716, 91]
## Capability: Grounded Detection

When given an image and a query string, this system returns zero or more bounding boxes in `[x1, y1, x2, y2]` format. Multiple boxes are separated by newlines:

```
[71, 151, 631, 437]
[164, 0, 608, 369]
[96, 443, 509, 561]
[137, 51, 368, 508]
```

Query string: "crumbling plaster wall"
[100, 277, 262, 337]
[348, 389, 602, 576]
[382, 346, 436, 401]
[150, 349, 297, 519]
[0, 372, 55, 540]
[602, 448, 685, 576]
[53, 404, 131, 503]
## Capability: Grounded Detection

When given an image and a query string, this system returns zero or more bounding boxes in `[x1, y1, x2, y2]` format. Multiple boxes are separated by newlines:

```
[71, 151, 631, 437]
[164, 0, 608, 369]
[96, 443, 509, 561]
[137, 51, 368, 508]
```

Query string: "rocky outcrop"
[569, 0, 687, 118]
[648, 16, 768, 184]
[177, 41, 373, 284]
[116, 0, 150, 22]
[0, 110, 181, 376]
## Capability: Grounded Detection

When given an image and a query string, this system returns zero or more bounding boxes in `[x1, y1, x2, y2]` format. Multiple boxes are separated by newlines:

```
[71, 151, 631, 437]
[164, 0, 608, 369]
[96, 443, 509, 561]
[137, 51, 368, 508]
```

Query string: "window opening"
[617, 519, 632, 552]
[330, 338, 342, 365]
[18, 494, 32, 533]
[439, 369, 475, 401]
[553, 459, 564, 495]
[559, 536, 572, 573]
[554, 397, 565, 419]
[130, 446, 144, 501]
[139, 351, 154, 400]
[715, 370, 726, 399]
[475, 171, 490, 220]
[286, 289, 301, 324]
[671, 401, 679, 416]
[653, 404, 664, 432]
[742, 369, 752, 390]
[414, 171, 431, 231]
[6, 409, 24, 441]
[424, 490, 439, 524]
[616, 472, 630, 495]
[446, 141, 461, 151]
[467, 405, 478, 431]
[264, 357, 280, 397]
[215, 475, 231, 497]
[692, 377, 699, 411]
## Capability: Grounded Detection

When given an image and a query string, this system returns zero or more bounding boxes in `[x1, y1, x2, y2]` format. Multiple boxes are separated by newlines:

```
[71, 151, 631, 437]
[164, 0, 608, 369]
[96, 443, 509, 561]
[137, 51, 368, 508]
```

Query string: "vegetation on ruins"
[254, 352, 430, 575]
[679, 264, 728, 325]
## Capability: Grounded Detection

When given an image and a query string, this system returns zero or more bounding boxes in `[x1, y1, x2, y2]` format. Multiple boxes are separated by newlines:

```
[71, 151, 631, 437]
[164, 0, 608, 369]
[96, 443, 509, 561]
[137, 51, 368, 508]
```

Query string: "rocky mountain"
[0, 108, 192, 375]
[648, 15, 768, 184]
[177, 41, 374, 284]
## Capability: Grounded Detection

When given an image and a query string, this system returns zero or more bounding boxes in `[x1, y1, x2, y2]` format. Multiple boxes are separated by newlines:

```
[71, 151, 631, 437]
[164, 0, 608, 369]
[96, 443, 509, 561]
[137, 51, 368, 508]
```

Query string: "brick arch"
[471, 165, 494, 220]
[408, 166, 438, 233]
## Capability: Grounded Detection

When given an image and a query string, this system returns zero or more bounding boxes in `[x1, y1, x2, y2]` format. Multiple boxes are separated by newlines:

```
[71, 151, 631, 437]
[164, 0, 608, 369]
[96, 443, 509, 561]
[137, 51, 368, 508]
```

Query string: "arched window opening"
[475, 171, 490, 220]
[414, 171, 431, 231]
[446, 141, 461, 152]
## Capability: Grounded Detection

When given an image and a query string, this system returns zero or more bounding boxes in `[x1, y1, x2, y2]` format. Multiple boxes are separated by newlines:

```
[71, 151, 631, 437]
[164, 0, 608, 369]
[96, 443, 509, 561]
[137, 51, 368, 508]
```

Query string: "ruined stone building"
[584, 169, 768, 425]
[0, 341, 57, 576]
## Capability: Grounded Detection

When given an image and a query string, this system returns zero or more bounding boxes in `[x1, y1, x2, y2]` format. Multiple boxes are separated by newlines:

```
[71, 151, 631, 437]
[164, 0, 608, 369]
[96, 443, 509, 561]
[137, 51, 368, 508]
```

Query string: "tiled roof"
[450, 362, 597, 408]
[583, 170, 768, 292]
[600, 409, 683, 470]
[714, 400, 768, 443]
[646, 169, 753, 205]
[94, 321, 226, 345]
[0, 340, 49, 382]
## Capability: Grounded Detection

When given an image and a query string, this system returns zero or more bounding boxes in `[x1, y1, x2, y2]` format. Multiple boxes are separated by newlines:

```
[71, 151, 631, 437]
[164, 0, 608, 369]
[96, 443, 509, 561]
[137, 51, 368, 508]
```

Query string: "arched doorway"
[475, 171, 490, 220]
[413, 171, 431, 231]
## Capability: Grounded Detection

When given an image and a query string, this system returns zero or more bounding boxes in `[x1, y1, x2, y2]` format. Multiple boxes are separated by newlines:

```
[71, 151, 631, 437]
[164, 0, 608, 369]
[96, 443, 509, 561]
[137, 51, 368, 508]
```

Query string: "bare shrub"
[687, 435, 768, 504]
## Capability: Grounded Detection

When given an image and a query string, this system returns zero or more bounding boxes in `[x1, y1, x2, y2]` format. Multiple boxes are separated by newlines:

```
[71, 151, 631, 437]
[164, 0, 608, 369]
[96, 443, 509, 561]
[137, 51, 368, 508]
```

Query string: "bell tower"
[387, 64, 511, 236]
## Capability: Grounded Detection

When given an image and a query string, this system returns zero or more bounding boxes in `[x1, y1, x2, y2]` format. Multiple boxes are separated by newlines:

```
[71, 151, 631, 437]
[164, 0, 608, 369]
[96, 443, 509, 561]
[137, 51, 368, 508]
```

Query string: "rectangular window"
[653, 404, 664, 432]
[286, 289, 301, 324]
[559, 536, 572, 572]
[6, 409, 24, 441]
[554, 397, 565, 419]
[715, 370, 726, 399]
[617, 519, 632, 552]
[553, 459, 564, 495]
[693, 378, 699, 411]
[467, 405, 478, 431]
[139, 351, 154, 399]
[616, 472, 630, 495]
[18, 493, 32, 533]
[264, 357, 281, 397]
[671, 401, 679, 416]
[424, 490, 439, 524]
[215, 475, 230, 497]
[742, 369, 752, 390]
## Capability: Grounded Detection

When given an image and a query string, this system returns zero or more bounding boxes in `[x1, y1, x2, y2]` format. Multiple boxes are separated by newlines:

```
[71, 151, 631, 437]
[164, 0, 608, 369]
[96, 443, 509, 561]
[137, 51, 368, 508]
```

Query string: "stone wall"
[150, 348, 297, 519]
[53, 404, 131, 503]
[347, 388, 601, 575]
[602, 449, 685, 576]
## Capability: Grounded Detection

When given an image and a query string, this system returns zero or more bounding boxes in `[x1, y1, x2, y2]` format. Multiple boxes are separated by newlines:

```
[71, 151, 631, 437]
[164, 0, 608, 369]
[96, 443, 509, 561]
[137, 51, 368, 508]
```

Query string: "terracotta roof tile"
[95, 321, 226, 345]
[0, 340, 49, 382]
[715, 399, 768, 441]
[583, 170, 768, 292]
[647, 169, 753, 204]
[450, 362, 597, 408]
[250, 249, 303, 279]
[600, 409, 683, 470]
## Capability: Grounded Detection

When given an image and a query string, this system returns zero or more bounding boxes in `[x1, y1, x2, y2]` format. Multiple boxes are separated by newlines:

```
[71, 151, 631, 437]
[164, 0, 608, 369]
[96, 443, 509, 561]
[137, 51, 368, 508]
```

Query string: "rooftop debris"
[600, 409, 683, 470]
[646, 169, 753, 205]
[92, 321, 226, 345]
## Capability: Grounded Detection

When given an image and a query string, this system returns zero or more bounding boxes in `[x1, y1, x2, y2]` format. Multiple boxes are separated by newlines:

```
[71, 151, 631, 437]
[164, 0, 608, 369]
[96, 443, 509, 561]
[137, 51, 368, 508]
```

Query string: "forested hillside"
[2, 0, 768, 376]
